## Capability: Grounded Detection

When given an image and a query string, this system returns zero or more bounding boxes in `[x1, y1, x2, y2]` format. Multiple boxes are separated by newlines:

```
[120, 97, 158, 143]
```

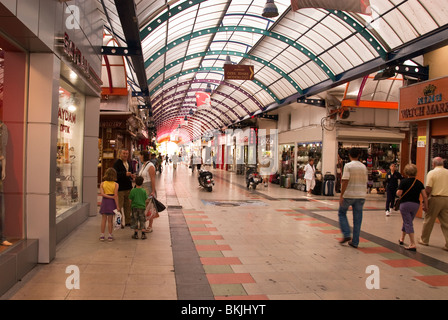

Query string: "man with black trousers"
[114, 149, 135, 227]
[385, 163, 402, 216]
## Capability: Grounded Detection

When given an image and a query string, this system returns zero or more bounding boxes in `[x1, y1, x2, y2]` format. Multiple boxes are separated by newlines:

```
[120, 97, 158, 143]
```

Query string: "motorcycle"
[198, 169, 214, 192]
[246, 166, 261, 190]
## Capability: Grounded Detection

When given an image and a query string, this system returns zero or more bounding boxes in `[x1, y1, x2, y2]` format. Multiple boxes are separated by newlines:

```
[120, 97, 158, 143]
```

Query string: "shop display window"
[279, 144, 294, 175]
[431, 137, 448, 169]
[296, 142, 322, 180]
[56, 81, 85, 217]
[337, 142, 401, 194]
[0, 44, 27, 248]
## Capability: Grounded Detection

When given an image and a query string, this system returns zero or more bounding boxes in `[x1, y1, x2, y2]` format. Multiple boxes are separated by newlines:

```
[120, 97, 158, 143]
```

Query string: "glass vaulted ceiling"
[101, 0, 448, 140]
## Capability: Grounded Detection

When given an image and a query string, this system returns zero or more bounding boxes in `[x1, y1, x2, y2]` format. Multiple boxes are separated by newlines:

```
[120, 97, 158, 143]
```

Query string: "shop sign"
[417, 136, 426, 148]
[58, 107, 76, 137]
[399, 76, 448, 122]
[224, 64, 255, 80]
[101, 120, 126, 129]
[61, 32, 102, 91]
[342, 143, 370, 149]
[259, 136, 275, 146]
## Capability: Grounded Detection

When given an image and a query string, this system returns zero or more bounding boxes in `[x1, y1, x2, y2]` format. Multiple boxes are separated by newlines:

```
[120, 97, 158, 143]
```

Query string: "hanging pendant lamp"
[262, 0, 279, 18]
[224, 55, 233, 65]
[205, 83, 212, 93]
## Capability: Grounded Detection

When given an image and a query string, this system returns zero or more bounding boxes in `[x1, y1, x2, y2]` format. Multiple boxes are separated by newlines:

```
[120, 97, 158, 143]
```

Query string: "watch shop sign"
[399, 76, 448, 122]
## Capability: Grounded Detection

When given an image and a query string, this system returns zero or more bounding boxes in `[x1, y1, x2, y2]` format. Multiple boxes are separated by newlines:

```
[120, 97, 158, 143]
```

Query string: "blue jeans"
[338, 198, 366, 247]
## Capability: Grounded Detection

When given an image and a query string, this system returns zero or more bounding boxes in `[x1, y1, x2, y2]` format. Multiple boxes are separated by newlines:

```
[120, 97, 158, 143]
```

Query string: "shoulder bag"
[394, 179, 416, 211]
[153, 197, 166, 213]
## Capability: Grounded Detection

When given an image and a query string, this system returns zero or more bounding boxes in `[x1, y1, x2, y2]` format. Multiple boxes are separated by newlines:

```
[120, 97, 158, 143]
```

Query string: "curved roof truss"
[98, 0, 448, 140]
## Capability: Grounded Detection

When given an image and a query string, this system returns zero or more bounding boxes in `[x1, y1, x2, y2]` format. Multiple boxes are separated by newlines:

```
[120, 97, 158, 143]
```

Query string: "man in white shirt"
[304, 159, 316, 196]
[338, 148, 367, 248]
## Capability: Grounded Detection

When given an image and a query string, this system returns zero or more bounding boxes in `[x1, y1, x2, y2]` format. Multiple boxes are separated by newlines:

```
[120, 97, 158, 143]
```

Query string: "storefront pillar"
[416, 121, 430, 183]
[322, 127, 338, 176]
[414, 121, 429, 218]
[26, 53, 60, 263]
[83, 96, 100, 217]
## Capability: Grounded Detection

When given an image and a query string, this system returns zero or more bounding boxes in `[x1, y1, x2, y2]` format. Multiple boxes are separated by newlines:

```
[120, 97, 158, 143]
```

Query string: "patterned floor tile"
[207, 273, 255, 284]
[414, 275, 448, 286]
[380, 259, 427, 268]
[210, 284, 247, 297]
[200, 257, 242, 265]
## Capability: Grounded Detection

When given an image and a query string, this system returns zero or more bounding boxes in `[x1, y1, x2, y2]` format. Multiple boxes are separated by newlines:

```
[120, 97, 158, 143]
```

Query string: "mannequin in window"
[0, 121, 11, 246]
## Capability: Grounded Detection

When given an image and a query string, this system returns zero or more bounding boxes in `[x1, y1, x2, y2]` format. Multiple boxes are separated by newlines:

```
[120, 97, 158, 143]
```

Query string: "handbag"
[153, 197, 166, 213]
[394, 179, 416, 211]
[145, 196, 166, 220]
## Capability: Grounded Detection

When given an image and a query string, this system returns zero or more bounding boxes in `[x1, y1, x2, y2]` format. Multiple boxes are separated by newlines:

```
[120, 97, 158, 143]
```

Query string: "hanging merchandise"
[337, 142, 401, 194]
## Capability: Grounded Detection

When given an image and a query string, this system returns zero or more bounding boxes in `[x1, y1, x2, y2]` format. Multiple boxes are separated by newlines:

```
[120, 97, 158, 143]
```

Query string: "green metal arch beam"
[148, 50, 303, 94]
[149, 66, 281, 103]
[140, 1, 387, 60]
[140, 1, 388, 71]
[328, 10, 387, 60]
[144, 26, 336, 81]
[140, 0, 208, 41]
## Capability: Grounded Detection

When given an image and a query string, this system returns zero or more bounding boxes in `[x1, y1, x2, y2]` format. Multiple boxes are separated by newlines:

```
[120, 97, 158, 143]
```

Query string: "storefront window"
[337, 142, 401, 194]
[0, 43, 27, 247]
[431, 137, 448, 169]
[279, 144, 294, 175]
[297, 142, 322, 179]
[56, 80, 85, 217]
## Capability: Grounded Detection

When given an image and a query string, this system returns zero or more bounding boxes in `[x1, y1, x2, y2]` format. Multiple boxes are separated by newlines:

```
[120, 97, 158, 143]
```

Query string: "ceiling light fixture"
[373, 67, 396, 81]
[224, 55, 233, 65]
[67, 93, 78, 112]
[205, 83, 212, 93]
[262, 0, 279, 18]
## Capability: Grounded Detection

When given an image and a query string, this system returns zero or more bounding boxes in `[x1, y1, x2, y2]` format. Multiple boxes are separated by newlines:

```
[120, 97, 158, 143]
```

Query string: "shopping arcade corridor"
[3, 162, 448, 300]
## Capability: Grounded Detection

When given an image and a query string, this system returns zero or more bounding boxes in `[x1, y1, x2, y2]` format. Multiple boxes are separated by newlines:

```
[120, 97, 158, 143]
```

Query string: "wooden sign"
[224, 64, 255, 80]
[399, 76, 448, 122]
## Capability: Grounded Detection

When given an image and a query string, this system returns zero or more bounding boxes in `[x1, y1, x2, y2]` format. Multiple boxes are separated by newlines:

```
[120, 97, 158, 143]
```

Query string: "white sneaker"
[385, 210, 390, 216]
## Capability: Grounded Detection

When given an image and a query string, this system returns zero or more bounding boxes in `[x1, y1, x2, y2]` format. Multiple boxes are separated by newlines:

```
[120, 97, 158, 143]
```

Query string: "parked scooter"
[198, 169, 214, 192]
[246, 166, 261, 190]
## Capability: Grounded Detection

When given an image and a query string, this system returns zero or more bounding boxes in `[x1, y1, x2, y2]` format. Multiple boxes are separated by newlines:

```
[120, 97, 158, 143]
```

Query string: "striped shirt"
[341, 160, 367, 199]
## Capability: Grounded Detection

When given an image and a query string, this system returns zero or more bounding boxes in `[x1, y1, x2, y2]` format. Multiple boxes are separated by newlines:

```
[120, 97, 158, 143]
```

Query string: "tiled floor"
[2, 163, 448, 300]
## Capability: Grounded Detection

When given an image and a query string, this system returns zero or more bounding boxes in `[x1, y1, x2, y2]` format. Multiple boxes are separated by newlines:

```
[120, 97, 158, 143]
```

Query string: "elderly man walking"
[419, 157, 448, 251]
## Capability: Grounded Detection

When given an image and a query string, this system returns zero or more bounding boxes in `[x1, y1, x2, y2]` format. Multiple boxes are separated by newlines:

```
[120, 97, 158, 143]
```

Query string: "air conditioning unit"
[328, 107, 351, 120]
[338, 108, 351, 120]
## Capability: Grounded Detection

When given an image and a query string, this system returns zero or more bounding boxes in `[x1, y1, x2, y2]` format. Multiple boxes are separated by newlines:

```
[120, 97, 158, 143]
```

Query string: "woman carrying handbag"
[138, 151, 157, 233]
[396, 164, 428, 251]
